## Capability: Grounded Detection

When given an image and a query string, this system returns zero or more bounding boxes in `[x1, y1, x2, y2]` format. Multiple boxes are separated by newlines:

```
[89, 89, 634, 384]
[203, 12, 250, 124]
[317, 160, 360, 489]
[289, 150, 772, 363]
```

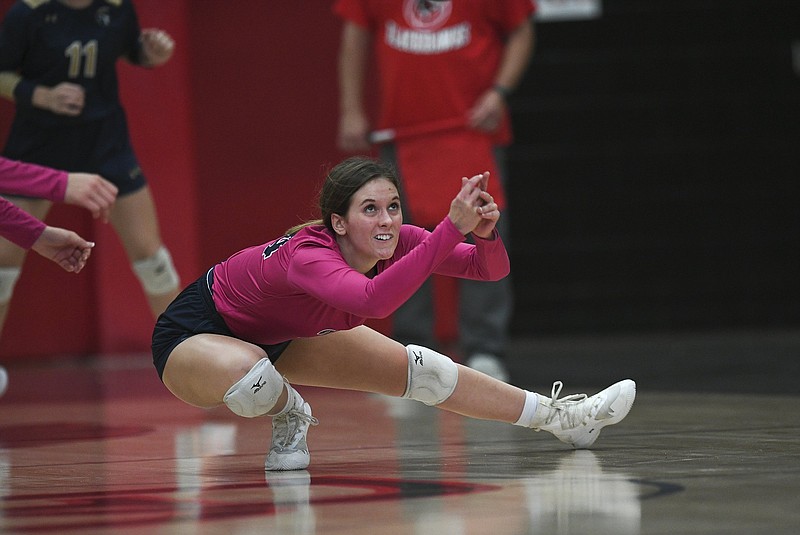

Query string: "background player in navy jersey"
[0, 0, 181, 338]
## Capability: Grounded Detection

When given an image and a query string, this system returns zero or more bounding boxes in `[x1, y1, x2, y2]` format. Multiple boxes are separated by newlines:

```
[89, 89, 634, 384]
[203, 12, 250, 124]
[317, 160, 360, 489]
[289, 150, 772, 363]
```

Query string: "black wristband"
[492, 85, 512, 100]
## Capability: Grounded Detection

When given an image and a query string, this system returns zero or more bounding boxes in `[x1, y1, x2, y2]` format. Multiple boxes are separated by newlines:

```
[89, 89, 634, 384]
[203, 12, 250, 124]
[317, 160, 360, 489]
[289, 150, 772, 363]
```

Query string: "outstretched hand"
[448, 172, 500, 238]
[64, 173, 118, 223]
[31, 227, 95, 273]
[470, 173, 501, 239]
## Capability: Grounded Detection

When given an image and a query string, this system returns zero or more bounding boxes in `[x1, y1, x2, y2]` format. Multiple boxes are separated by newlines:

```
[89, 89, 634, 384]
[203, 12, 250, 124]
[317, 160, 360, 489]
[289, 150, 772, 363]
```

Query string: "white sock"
[271, 383, 294, 418]
[513, 391, 539, 428]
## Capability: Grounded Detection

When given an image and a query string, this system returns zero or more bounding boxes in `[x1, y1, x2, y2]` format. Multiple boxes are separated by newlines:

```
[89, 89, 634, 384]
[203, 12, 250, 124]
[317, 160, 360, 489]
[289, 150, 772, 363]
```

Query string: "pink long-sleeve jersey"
[211, 217, 510, 345]
[0, 157, 68, 249]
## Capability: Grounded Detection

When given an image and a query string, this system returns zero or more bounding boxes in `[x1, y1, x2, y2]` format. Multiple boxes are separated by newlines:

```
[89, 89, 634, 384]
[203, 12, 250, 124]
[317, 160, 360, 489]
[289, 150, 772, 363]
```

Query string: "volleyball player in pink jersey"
[152, 157, 636, 471]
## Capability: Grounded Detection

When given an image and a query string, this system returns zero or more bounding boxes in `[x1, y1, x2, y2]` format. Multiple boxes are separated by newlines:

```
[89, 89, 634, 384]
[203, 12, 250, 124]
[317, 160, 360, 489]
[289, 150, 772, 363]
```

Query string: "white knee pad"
[223, 358, 285, 418]
[132, 246, 179, 295]
[402, 344, 459, 406]
[0, 267, 21, 303]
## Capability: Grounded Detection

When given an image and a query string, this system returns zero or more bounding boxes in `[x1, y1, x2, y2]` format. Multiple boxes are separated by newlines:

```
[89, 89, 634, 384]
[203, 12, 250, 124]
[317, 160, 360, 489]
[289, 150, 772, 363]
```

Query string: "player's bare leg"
[280, 326, 636, 449]
[161, 328, 635, 471]
[279, 326, 526, 422]
[110, 186, 179, 318]
[163, 333, 317, 471]
[0, 197, 52, 338]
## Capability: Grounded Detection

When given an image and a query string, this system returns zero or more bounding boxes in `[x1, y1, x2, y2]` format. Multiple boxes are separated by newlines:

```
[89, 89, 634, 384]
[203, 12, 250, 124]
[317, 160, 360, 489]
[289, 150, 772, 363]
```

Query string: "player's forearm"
[0, 71, 20, 102]
[0, 157, 68, 201]
[0, 71, 50, 109]
[338, 23, 370, 115]
[0, 198, 46, 250]
[493, 20, 535, 96]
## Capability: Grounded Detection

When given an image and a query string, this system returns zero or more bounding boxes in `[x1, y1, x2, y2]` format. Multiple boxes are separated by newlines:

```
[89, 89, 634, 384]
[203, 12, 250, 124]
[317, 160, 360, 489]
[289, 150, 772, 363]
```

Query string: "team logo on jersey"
[389, 0, 468, 54]
[262, 235, 291, 260]
[403, 0, 452, 30]
[95, 7, 111, 27]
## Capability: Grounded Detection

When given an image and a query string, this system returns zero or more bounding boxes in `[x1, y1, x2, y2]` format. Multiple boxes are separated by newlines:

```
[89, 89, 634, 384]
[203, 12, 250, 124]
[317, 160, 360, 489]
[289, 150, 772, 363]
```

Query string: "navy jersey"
[0, 0, 149, 193]
[0, 0, 144, 128]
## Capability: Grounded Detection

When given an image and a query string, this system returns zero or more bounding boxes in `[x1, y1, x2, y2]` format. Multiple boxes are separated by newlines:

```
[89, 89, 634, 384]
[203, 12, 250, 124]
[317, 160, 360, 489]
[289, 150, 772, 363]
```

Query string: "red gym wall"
[0, 1, 360, 360]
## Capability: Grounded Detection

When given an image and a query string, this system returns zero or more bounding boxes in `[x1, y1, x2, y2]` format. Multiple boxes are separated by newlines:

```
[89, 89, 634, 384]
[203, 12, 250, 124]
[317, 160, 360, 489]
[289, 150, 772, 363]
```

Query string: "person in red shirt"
[335, 0, 537, 382]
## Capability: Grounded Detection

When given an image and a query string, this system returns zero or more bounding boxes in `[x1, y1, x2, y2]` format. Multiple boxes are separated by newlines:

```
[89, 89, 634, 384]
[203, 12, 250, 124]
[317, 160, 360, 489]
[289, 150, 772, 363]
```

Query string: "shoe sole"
[570, 379, 637, 449]
[265, 453, 310, 471]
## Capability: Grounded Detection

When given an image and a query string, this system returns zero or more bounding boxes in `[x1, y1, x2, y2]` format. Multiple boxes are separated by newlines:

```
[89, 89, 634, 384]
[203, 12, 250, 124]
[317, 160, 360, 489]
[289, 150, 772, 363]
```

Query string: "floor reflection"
[524, 450, 640, 535]
[265, 471, 315, 535]
[2, 368, 796, 534]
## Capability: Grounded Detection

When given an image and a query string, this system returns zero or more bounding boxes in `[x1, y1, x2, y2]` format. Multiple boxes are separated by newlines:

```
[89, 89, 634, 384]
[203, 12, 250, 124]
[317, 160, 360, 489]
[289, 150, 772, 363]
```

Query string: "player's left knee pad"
[132, 246, 179, 295]
[223, 358, 285, 418]
[401, 344, 459, 406]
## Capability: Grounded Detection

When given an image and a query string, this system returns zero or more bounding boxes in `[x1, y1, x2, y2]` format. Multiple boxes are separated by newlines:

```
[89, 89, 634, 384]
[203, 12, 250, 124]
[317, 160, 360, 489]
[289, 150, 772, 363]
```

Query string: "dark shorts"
[151, 268, 291, 381]
[4, 108, 147, 196]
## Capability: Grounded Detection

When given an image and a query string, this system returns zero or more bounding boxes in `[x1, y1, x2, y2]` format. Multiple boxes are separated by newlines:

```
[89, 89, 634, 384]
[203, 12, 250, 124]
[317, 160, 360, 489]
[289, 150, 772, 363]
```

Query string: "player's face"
[333, 177, 403, 273]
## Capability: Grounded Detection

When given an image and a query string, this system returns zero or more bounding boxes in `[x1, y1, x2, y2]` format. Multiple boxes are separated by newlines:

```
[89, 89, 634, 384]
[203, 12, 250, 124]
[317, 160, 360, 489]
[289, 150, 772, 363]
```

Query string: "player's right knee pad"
[0, 267, 21, 303]
[402, 344, 459, 406]
[223, 358, 285, 418]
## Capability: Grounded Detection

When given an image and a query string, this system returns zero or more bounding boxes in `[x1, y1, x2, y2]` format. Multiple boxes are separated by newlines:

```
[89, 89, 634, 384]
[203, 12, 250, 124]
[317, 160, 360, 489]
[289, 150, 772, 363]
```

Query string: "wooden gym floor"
[1, 328, 798, 534]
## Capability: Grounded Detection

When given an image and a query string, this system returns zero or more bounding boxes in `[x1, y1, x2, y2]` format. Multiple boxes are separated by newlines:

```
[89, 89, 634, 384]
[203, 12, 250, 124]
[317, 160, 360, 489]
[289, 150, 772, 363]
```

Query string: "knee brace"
[132, 246, 179, 295]
[223, 358, 285, 418]
[0, 267, 21, 303]
[401, 344, 459, 406]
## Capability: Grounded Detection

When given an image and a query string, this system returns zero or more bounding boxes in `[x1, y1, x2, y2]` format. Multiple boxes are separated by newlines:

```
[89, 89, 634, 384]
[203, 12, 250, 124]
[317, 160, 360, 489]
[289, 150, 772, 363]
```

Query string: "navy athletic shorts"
[151, 268, 291, 381]
[4, 108, 147, 196]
